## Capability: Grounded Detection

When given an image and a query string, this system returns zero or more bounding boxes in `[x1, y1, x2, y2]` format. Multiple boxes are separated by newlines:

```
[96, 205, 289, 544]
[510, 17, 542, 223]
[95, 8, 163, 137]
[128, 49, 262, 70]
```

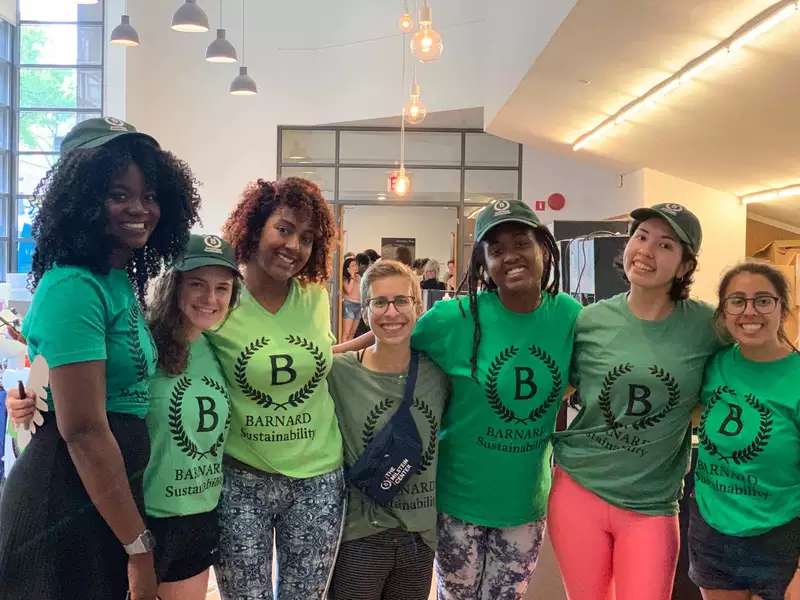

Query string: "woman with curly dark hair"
[206, 177, 345, 600]
[0, 117, 200, 600]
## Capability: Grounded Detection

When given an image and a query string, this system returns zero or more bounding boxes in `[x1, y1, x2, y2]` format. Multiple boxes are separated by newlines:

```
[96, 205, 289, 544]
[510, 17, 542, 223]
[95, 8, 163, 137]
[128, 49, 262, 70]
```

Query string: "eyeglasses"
[364, 295, 415, 313]
[722, 294, 780, 315]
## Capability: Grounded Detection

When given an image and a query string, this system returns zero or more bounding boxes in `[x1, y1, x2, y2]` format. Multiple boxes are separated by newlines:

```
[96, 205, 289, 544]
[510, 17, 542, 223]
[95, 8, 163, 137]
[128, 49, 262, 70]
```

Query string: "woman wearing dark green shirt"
[0, 118, 200, 600]
[690, 262, 800, 600]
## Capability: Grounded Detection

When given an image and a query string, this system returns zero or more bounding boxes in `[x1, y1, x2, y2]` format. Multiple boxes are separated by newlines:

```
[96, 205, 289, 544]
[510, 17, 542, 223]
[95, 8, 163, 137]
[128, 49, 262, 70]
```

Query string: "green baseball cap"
[60, 117, 159, 155]
[173, 234, 241, 275]
[630, 203, 702, 254]
[474, 200, 543, 242]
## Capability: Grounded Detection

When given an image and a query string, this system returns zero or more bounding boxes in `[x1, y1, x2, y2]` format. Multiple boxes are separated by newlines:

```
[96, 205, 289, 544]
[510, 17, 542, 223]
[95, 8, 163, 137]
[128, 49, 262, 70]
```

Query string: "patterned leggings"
[434, 512, 546, 600]
[216, 464, 346, 600]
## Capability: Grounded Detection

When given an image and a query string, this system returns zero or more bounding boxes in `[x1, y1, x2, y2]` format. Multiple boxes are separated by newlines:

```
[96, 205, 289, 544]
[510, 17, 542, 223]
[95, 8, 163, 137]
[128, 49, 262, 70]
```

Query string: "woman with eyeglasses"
[689, 262, 800, 600]
[549, 204, 723, 600]
[328, 260, 448, 600]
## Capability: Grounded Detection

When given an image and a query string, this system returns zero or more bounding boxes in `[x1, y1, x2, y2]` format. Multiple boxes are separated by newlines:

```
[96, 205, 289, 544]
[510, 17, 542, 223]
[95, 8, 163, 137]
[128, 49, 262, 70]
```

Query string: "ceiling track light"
[741, 184, 800, 204]
[230, 0, 257, 95]
[172, 0, 210, 33]
[572, 0, 800, 151]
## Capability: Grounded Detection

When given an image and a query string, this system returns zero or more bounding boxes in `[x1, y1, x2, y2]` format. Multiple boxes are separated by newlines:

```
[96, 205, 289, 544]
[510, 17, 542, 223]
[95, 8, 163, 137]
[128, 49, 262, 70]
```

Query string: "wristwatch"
[123, 529, 156, 555]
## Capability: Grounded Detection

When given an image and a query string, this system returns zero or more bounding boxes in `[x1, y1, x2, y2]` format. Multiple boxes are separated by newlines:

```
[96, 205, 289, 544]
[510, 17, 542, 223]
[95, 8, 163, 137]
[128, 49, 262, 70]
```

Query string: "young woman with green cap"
[337, 199, 581, 600]
[142, 234, 240, 599]
[549, 203, 722, 600]
[206, 177, 344, 600]
[0, 117, 201, 600]
[689, 262, 799, 600]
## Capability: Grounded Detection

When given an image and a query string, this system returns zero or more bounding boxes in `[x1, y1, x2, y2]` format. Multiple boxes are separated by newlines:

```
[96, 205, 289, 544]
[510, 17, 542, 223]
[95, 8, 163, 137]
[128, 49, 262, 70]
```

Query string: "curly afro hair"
[29, 136, 202, 303]
[222, 177, 336, 283]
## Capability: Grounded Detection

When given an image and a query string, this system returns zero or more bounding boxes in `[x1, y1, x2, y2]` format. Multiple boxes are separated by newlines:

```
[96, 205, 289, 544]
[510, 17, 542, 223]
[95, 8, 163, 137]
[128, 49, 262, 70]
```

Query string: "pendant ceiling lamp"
[404, 64, 427, 124]
[398, 0, 415, 32]
[172, 0, 210, 33]
[110, 2, 140, 47]
[230, 0, 257, 95]
[410, 1, 443, 62]
[206, 0, 237, 62]
[390, 31, 412, 197]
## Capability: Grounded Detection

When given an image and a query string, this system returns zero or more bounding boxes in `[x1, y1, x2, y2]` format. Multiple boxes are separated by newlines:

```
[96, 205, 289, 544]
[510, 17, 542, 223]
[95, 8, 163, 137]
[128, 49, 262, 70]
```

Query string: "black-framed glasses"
[722, 294, 780, 315]
[364, 295, 415, 313]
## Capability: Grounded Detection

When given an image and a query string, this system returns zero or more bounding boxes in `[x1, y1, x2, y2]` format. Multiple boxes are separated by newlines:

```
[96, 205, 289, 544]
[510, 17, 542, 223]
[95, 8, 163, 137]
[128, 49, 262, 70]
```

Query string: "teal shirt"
[22, 265, 157, 418]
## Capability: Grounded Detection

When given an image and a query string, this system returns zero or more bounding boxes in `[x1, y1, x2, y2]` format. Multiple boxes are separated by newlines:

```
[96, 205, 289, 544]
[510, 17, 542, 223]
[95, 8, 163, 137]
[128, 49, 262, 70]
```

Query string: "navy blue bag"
[347, 351, 423, 506]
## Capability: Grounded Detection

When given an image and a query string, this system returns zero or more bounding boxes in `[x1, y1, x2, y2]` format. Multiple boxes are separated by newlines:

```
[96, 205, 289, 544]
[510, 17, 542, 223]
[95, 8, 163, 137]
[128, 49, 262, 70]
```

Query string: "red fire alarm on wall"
[535, 200, 546, 211]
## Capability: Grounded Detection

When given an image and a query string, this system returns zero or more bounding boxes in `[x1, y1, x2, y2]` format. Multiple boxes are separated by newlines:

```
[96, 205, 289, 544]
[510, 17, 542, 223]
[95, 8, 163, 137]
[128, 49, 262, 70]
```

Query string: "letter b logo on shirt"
[625, 384, 653, 417]
[270, 354, 297, 386]
[718, 404, 744, 437]
[514, 367, 537, 400]
[196, 396, 219, 433]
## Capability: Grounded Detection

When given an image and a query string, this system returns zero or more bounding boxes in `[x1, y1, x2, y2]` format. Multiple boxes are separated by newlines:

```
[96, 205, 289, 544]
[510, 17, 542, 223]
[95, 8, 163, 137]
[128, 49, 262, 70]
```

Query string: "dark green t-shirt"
[22, 265, 157, 418]
[695, 346, 800, 536]
[329, 351, 449, 550]
[412, 291, 581, 528]
[554, 293, 721, 515]
[143, 335, 231, 518]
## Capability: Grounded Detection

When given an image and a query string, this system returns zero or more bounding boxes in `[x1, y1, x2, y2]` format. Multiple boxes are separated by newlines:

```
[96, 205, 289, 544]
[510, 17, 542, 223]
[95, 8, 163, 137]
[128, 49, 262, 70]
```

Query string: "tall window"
[14, 0, 104, 276]
[0, 19, 12, 281]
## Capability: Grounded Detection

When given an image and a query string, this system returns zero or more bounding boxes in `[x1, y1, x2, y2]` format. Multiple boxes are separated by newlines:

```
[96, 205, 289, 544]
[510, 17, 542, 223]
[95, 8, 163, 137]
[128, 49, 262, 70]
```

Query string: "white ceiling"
[487, 0, 800, 227]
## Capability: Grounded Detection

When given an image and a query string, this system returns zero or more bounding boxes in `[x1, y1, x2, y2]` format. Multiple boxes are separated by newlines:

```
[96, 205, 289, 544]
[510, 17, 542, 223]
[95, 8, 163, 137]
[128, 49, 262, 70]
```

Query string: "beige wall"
[746, 217, 800, 257]
[640, 169, 746, 304]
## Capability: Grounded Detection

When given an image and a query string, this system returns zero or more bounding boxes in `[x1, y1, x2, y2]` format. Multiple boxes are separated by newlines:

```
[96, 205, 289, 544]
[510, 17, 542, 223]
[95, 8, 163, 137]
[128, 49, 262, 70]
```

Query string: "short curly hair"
[29, 136, 202, 303]
[222, 177, 336, 283]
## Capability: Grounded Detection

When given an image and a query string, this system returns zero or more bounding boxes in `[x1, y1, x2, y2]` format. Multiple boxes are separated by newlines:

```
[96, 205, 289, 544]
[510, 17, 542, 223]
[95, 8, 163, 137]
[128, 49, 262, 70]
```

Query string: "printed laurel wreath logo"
[168, 376, 231, 460]
[484, 344, 562, 425]
[597, 364, 680, 432]
[362, 397, 439, 474]
[234, 335, 327, 411]
[127, 302, 149, 383]
[699, 386, 773, 464]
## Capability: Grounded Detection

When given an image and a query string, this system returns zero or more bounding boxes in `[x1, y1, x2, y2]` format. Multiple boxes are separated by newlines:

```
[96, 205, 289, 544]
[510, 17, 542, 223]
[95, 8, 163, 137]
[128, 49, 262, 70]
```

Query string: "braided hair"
[457, 225, 561, 380]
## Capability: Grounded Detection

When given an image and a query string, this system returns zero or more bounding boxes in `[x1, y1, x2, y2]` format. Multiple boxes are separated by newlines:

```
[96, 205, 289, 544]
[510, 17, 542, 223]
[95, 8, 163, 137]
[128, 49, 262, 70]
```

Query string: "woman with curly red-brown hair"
[205, 177, 345, 600]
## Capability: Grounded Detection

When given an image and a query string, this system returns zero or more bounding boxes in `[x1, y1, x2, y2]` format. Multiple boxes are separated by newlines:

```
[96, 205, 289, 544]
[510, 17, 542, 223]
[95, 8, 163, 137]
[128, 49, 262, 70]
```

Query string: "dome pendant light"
[172, 0, 210, 33]
[206, 0, 237, 62]
[230, 0, 257, 95]
[110, 1, 140, 47]
[410, 2, 443, 62]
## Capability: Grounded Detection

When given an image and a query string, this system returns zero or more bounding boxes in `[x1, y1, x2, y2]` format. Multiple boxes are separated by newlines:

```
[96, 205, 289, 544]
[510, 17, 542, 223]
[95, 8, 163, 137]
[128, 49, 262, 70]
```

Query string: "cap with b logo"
[173, 234, 241, 275]
[60, 117, 160, 155]
[630, 203, 702, 254]
[474, 199, 543, 243]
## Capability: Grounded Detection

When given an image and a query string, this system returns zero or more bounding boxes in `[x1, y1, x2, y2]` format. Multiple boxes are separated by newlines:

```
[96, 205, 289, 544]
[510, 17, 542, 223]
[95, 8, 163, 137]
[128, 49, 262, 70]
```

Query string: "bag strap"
[400, 351, 420, 410]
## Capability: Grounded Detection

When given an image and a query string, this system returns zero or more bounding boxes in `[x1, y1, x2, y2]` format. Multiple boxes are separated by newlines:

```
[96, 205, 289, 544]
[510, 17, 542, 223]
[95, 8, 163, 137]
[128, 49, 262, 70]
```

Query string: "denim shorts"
[688, 498, 799, 600]
[343, 299, 362, 320]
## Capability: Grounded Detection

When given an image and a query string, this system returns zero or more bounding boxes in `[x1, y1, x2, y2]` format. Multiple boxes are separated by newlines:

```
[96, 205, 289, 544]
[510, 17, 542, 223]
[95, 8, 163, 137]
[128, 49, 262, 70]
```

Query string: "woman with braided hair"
[205, 177, 345, 600]
[0, 117, 201, 600]
[549, 203, 722, 600]
[336, 199, 581, 599]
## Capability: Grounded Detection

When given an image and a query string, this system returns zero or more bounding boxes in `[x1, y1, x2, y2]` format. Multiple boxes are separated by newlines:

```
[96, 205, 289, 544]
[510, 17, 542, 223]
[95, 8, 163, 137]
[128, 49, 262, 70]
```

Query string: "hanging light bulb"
[389, 167, 412, 196]
[171, 0, 210, 32]
[110, 14, 140, 47]
[410, 3, 443, 62]
[398, 12, 414, 32]
[403, 82, 427, 124]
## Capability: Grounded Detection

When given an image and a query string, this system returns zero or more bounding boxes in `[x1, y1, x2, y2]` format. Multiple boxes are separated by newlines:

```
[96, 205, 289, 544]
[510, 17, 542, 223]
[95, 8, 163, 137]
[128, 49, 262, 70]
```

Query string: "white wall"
[522, 144, 643, 224]
[342, 205, 456, 270]
[125, 0, 487, 233]
[641, 168, 746, 303]
[0, 0, 15, 24]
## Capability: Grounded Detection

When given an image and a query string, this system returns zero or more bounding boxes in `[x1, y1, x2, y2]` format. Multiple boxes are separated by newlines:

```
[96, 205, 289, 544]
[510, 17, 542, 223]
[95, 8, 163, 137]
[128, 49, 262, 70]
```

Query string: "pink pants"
[547, 467, 680, 600]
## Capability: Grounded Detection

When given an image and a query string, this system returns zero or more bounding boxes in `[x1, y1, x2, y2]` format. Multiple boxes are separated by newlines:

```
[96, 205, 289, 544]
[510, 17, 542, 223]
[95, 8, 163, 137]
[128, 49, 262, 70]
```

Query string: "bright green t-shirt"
[143, 335, 231, 518]
[329, 351, 449, 550]
[22, 265, 157, 418]
[206, 280, 343, 478]
[412, 291, 581, 528]
[553, 293, 721, 515]
[695, 346, 800, 536]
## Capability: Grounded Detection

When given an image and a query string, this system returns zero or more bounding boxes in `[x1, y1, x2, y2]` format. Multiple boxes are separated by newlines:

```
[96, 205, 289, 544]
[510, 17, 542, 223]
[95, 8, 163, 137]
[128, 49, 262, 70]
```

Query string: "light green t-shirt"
[329, 351, 449, 550]
[412, 291, 581, 528]
[22, 265, 157, 418]
[143, 335, 231, 518]
[695, 346, 800, 536]
[206, 280, 343, 478]
[553, 293, 721, 515]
